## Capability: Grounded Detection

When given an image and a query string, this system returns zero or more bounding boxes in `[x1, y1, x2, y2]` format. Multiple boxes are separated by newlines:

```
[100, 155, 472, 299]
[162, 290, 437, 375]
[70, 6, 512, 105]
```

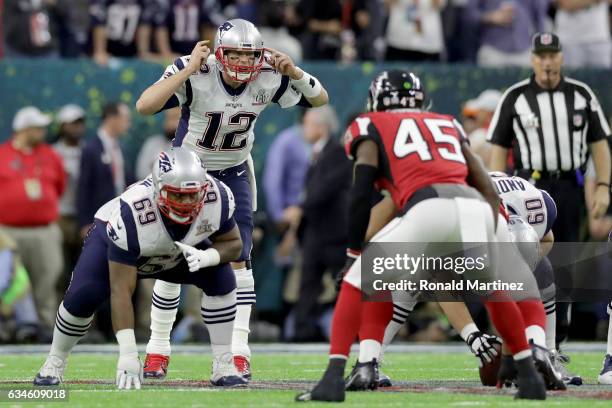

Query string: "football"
[479, 342, 503, 386]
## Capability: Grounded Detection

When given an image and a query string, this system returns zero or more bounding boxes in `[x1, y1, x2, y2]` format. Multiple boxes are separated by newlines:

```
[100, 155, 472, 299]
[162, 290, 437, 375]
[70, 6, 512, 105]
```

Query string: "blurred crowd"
[0, 0, 611, 68]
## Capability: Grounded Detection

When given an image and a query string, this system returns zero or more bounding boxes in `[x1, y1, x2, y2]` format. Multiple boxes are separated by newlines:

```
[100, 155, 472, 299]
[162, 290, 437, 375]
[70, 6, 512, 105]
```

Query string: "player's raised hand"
[186, 41, 210, 74]
[116, 353, 143, 390]
[266, 48, 300, 79]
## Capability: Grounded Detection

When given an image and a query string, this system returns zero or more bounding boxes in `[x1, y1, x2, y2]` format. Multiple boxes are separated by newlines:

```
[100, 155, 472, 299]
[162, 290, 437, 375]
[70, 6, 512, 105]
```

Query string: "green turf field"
[1, 351, 611, 407]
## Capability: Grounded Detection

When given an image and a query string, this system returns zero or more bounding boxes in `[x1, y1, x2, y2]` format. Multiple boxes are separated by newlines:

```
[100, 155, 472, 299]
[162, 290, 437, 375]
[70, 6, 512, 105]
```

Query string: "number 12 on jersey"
[197, 112, 258, 151]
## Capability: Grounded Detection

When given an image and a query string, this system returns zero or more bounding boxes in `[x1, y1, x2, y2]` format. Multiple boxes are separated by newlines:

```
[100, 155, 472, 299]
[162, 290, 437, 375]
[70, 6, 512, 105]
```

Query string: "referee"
[486, 32, 611, 382]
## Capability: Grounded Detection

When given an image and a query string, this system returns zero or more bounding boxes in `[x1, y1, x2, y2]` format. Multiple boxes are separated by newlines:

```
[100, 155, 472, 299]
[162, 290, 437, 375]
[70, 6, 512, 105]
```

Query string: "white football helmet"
[152, 147, 209, 225]
[214, 19, 265, 83]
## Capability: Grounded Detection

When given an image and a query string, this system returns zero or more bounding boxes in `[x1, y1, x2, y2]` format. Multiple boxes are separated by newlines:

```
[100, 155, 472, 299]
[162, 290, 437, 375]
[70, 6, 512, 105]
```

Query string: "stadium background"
[0, 60, 609, 313]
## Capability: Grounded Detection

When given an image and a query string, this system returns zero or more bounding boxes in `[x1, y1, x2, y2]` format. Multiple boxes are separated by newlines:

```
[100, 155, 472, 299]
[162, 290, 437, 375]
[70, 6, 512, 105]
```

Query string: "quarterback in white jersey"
[136, 18, 329, 380]
[34, 148, 247, 389]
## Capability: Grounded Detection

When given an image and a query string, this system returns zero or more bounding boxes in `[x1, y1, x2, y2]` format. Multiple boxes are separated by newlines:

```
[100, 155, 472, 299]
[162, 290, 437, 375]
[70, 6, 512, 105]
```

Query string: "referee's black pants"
[535, 177, 584, 348]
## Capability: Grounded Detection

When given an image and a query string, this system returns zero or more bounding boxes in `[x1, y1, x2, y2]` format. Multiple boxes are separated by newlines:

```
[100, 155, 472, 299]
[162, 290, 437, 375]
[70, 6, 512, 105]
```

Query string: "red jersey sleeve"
[343, 114, 377, 160]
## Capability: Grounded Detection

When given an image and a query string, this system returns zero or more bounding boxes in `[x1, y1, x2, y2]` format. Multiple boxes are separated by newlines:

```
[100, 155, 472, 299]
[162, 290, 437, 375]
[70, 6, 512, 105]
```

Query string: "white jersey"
[161, 55, 303, 170]
[94, 174, 235, 274]
[489, 172, 556, 240]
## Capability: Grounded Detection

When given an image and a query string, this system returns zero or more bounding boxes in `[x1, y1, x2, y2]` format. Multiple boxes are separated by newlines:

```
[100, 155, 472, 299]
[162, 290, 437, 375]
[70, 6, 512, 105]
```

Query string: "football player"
[33, 148, 246, 389]
[296, 70, 552, 402]
[136, 18, 328, 380]
[488, 172, 581, 386]
[374, 173, 566, 389]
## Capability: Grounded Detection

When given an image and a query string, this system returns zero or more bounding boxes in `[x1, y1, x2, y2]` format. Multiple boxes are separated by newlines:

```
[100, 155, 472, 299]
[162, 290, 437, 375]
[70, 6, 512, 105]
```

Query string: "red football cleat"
[144, 354, 170, 379]
[234, 355, 251, 380]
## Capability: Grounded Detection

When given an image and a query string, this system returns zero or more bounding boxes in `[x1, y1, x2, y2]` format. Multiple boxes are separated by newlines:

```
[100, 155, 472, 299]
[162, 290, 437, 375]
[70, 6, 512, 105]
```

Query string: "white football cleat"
[598, 354, 612, 385]
[210, 352, 247, 387]
[33, 355, 67, 386]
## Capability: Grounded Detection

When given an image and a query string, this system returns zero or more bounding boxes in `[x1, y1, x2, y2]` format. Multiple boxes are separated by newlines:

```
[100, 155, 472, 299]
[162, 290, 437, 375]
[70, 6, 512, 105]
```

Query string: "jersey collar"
[218, 71, 247, 99]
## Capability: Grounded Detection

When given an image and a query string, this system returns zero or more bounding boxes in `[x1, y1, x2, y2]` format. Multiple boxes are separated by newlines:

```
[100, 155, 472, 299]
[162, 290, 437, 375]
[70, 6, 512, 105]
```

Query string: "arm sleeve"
[272, 75, 302, 108]
[77, 146, 95, 228]
[106, 200, 140, 265]
[347, 164, 378, 252]
[157, 57, 190, 105]
[486, 90, 516, 148]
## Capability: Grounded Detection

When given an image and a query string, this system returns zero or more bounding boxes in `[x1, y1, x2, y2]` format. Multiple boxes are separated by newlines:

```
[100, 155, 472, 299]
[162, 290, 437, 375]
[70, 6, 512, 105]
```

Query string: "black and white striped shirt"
[487, 75, 611, 171]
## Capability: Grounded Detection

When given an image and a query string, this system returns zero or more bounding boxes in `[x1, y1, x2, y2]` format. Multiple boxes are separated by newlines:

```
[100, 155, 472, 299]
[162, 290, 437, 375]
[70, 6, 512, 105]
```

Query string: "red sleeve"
[343, 114, 377, 160]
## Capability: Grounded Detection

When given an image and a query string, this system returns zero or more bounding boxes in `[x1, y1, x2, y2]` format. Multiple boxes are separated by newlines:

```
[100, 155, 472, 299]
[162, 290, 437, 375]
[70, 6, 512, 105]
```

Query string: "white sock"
[380, 302, 413, 362]
[358, 339, 381, 363]
[526, 325, 547, 349]
[607, 302, 612, 356]
[544, 299, 556, 351]
[50, 302, 93, 360]
[146, 280, 180, 356]
[233, 268, 255, 358]
[201, 289, 236, 359]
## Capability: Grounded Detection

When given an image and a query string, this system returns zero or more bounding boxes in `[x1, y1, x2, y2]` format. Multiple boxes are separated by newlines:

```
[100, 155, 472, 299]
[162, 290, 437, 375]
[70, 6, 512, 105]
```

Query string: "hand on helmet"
[186, 41, 211, 74]
[266, 48, 300, 79]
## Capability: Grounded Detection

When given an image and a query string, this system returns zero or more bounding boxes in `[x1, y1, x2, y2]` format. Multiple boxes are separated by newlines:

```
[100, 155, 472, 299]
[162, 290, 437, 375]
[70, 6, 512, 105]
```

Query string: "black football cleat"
[531, 343, 566, 391]
[296, 359, 346, 402]
[345, 359, 379, 391]
[514, 357, 546, 400]
[496, 355, 517, 388]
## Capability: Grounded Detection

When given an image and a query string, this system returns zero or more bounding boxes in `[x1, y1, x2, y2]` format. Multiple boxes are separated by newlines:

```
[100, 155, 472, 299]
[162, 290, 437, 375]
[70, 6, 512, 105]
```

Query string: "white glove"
[116, 353, 143, 390]
[175, 241, 220, 272]
[466, 332, 502, 367]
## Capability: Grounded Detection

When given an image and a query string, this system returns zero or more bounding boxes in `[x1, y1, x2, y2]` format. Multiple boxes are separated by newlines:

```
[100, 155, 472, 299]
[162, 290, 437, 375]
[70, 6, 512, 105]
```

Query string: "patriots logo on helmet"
[219, 21, 234, 38]
[158, 152, 173, 173]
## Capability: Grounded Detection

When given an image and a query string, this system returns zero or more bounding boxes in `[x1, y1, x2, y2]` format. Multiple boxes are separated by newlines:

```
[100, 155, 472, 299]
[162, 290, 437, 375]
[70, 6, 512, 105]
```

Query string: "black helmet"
[367, 70, 426, 112]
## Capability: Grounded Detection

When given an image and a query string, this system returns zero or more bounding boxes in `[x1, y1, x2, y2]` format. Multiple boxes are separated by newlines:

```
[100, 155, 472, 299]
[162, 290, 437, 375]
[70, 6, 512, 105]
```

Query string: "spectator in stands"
[384, 0, 446, 62]
[145, 0, 223, 59]
[77, 102, 132, 237]
[0, 230, 40, 343]
[298, 0, 342, 60]
[55, 0, 91, 57]
[555, 0, 611, 69]
[466, 0, 548, 67]
[3, 0, 60, 57]
[0, 107, 65, 333]
[466, 89, 501, 166]
[53, 104, 86, 289]
[259, 1, 303, 63]
[263, 119, 310, 267]
[89, 0, 163, 65]
[135, 107, 180, 180]
[291, 105, 351, 342]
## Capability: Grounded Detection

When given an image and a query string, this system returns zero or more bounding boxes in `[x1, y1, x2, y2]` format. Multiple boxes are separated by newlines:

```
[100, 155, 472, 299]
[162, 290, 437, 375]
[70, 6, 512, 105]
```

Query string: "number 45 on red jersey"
[344, 110, 471, 209]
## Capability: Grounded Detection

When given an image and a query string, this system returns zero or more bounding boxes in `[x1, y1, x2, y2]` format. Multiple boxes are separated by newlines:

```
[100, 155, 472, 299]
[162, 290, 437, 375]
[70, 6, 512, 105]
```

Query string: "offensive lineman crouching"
[33, 147, 246, 389]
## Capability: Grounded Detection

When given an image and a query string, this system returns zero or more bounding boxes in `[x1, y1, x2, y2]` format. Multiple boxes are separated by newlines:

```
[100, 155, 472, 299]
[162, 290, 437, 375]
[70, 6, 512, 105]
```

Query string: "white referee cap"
[57, 104, 86, 124]
[12, 106, 52, 131]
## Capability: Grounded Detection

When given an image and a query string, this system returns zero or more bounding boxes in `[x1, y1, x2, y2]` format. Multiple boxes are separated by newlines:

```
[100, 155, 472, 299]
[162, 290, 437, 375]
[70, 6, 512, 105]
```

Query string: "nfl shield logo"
[573, 114, 583, 127]
[541, 33, 552, 45]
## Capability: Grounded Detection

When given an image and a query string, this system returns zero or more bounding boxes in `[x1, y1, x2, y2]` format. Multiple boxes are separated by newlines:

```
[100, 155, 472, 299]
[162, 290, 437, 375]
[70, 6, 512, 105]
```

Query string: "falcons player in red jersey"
[296, 70, 558, 402]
